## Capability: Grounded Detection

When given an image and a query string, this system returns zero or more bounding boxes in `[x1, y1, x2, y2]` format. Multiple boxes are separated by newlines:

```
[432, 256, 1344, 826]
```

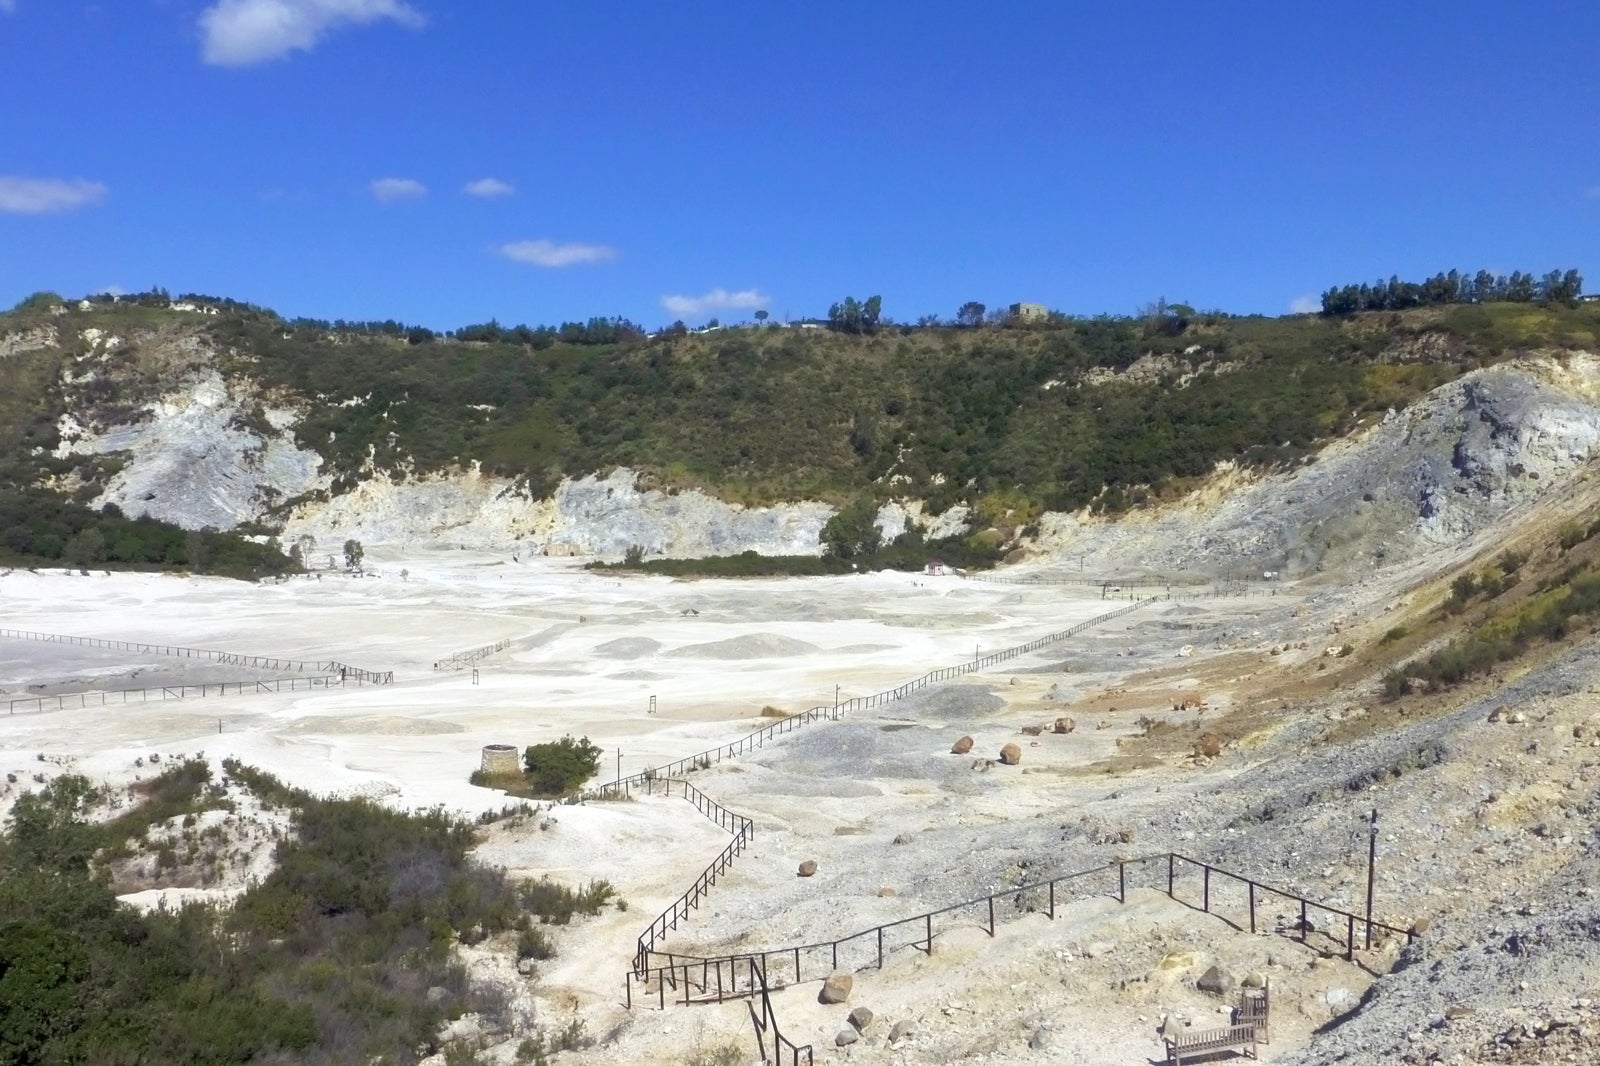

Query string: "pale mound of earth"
[833, 643, 899, 654]
[282, 716, 465, 736]
[607, 670, 660, 681]
[591, 636, 663, 659]
[665, 633, 820, 659]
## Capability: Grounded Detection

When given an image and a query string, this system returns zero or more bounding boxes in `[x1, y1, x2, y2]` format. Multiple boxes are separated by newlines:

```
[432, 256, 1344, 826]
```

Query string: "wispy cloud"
[464, 177, 514, 198]
[1289, 294, 1320, 314]
[199, 0, 424, 67]
[0, 176, 108, 215]
[500, 240, 617, 268]
[0, 2, 17, 15]
[660, 288, 771, 317]
[369, 176, 427, 203]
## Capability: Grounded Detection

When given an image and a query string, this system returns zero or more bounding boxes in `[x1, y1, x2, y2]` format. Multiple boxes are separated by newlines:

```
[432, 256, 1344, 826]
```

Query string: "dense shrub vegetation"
[1382, 559, 1600, 699]
[0, 492, 294, 578]
[0, 759, 569, 1065]
[6, 291, 1599, 528]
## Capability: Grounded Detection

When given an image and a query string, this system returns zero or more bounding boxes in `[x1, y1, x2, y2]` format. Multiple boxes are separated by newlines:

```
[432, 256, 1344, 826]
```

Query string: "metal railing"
[4, 673, 365, 715]
[746, 959, 813, 1066]
[628, 857, 1134, 1007]
[1165, 853, 1415, 960]
[626, 853, 1422, 1010]
[433, 637, 512, 671]
[0, 627, 393, 685]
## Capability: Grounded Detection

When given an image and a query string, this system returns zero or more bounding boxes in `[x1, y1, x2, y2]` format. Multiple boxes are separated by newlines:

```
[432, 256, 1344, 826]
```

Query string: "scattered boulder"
[1197, 966, 1236, 995]
[1242, 972, 1266, 989]
[1159, 1016, 1185, 1040]
[1410, 917, 1432, 935]
[1159, 952, 1196, 971]
[848, 1007, 875, 1032]
[1021, 724, 1045, 736]
[877, 886, 897, 898]
[835, 1029, 859, 1047]
[516, 956, 537, 976]
[889, 1020, 916, 1043]
[1326, 987, 1358, 1012]
[820, 972, 853, 1004]
[999, 742, 1023, 765]
[1029, 1025, 1052, 1051]
[1053, 716, 1076, 734]
[951, 735, 974, 755]
[798, 860, 818, 878]
[1194, 732, 1224, 758]
[892, 832, 914, 845]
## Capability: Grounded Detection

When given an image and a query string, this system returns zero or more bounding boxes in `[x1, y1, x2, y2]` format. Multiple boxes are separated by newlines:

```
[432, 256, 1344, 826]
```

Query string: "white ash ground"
[2, 547, 1597, 1065]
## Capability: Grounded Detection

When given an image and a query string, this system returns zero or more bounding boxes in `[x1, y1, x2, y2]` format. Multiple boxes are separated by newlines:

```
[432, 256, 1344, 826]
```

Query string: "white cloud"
[369, 176, 426, 203]
[500, 240, 617, 268]
[0, 176, 108, 214]
[464, 177, 514, 198]
[0, 2, 16, 15]
[199, 0, 424, 67]
[660, 288, 771, 318]
[1289, 294, 1320, 315]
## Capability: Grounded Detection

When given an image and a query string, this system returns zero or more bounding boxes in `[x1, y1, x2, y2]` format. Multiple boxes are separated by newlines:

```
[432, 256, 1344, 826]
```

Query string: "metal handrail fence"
[584, 775, 755, 979]
[627, 857, 1138, 1008]
[745, 959, 813, 1066]
[1164, 853, 1416, 960]
[626, 852, 1423, 1010]
[433, 637, 512, 670]
[4, 673, 364, 715]
[0, 627, 393, 684]
[596, 599, 1149, 798]
[965, 573, 1205, 589]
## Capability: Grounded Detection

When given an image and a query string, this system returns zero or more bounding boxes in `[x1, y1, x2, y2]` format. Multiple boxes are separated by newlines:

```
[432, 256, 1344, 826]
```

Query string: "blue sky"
[2, 1, 1597, 329]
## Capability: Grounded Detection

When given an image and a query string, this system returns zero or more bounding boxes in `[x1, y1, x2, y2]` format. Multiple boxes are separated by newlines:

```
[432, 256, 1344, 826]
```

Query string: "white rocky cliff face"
[52, 348, 1600, 566]
[1034, 355, 1600, 575]
[280, 467, 834, 558]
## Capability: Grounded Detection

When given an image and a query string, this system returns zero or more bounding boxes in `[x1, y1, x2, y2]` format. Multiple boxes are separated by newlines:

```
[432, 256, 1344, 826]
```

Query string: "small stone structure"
[481, 743, 520, 775]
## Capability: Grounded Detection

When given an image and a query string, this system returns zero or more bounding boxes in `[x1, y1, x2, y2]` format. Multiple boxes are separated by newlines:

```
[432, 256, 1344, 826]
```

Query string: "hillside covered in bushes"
[4, 288, 1598, 532]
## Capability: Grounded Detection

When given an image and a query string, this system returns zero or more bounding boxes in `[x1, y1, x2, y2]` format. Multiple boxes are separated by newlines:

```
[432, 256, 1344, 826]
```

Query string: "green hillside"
[5, 291, 1599, 527]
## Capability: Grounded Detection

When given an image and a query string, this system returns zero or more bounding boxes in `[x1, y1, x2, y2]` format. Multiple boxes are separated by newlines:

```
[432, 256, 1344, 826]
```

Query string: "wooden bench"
[1164, 1022, 1259, 1065]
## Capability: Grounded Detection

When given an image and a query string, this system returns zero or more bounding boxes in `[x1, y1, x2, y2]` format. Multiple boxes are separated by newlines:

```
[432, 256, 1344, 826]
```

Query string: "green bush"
[521, 735, 602, 796]
[517, 927, 554, 960]
[520, 878, 616, 925]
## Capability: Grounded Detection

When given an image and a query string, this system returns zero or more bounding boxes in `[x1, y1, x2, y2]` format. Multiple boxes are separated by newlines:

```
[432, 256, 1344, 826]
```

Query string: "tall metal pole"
[1365, 807, 1378, 949]
[616, 748, 622, 793]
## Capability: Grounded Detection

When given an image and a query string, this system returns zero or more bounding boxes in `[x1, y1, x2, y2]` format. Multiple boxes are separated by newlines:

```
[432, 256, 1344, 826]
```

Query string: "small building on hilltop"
[1009, 302, 1048, 323]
